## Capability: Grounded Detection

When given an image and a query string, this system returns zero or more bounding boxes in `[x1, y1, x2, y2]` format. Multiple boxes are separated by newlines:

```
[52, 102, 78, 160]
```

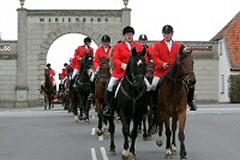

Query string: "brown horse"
[43, 68, 56, 110]
[155, 47, 196, 160]
[139, 55, 156, 140]
[95, 57, 111, 136]
[61, 75, 72, 112]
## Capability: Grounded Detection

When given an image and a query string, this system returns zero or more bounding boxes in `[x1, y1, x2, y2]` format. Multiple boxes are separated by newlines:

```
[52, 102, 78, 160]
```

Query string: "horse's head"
[145, 59, 155, 84]
[126, 47, 147, 89]
[177, 46, 196, 85]
[81, 52, 94, 77]
[98, 57, 111, 86]
[44, 68, 51, 81]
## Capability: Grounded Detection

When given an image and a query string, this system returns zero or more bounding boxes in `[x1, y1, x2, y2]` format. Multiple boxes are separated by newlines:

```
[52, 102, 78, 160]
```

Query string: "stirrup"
[103, 106, 112, 116]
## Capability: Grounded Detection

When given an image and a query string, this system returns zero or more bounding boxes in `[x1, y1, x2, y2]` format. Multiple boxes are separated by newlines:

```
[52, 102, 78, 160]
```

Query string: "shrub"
[228, 74, 240, 103]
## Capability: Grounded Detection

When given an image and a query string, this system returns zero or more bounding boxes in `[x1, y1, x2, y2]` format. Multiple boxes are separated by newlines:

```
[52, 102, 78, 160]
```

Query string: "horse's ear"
[132, 47, 138, 57]
[140, 46, 146, 57]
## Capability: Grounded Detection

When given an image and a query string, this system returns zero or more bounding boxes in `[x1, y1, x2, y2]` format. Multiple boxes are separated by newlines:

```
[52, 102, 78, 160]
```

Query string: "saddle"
[112, 79, 122, 98]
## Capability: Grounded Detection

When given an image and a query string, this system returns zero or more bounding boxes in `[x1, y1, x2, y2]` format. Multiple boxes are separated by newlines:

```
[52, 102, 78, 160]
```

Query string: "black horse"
[72, 53, 94, 123]
[107, 47, 147, 159]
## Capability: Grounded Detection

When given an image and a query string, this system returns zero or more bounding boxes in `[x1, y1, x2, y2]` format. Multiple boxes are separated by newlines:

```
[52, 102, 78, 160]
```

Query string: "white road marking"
[98, 135, 103, 141]
[91, 127, 96, 135]
[100, 147, 109, 160]
[91, 148, 97, 160]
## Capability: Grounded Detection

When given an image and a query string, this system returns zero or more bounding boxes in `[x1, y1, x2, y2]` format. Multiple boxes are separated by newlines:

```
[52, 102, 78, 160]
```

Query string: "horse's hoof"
[171, 145, 177, 155]
[156, 139, 163, 147]
[143, 135, 151, 141]
[96, 129, 103, 136]
[164, 149, 173, 159]
[137, 129, 142, 134]
[180, 157, 187, 160]
[74, 116, 80, 123]
[85, 119, 90, 124]
[109, 148, 116, 155]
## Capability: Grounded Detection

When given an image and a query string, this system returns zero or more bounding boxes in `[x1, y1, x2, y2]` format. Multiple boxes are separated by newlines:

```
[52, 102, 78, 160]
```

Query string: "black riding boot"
[40, 83, 44, 94]
[148, 90, 158, 135]
[70, 79, 75, 92]
[103, 90, 113, 116]
[188, 85, 197, 111]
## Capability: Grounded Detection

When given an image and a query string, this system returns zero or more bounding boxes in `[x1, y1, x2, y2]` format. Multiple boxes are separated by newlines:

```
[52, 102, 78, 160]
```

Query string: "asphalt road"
[0, 104, 240, 160]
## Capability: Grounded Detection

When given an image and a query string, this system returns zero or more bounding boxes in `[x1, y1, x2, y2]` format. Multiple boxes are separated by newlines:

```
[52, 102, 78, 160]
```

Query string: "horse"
[109, 47, 147, 159]
[43, 68, 56, 110]
[155, 47, 196, 160]
[95, 57, 111, 136]
[139, 54, 156, 141]
[72, 52, 94, 123]
[61, 75, 72, 112]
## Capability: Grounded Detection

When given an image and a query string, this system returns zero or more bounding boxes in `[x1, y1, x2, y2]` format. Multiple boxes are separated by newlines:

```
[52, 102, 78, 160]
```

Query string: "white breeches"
[107, 76, 120, 92]
[151, 76, 161, 91]
[71, 69, 79, 79]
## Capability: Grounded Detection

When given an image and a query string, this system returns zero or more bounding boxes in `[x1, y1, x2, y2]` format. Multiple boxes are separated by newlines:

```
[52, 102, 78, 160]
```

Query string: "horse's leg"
[47, 94, 51, 110]
[164, 117, 173, 159]
[72, 92, 80, 122]
[78, 95, 84, 120]
[84, 95, 91, 124]
[142, 115, 148, 140]
[44, 94, 47, 110]
[171, 114, 178, 155]
[120, 110, 131, 158]
[108, 115, 116, 154]
[96, 100, 103, 136]
[129, 117, 142, 158]
[52, 93, 55, 108]
[178, 109, 187, 160]
[156, 114, 164, 147]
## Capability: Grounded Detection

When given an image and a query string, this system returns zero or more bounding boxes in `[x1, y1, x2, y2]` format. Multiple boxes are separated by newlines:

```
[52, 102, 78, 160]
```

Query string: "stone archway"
[16, 7, 131, 107]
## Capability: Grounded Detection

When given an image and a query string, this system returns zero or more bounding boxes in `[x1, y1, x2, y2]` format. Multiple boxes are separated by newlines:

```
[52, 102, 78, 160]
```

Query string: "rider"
[90, 35, 113, 97]
[103, 26, 152, 116]
[152, 24, 197, 111]
[40, 63, 56, 94]
[138, 34, 154, 63]
[71, 37, 94, 88]
[59, 63, 68, 93]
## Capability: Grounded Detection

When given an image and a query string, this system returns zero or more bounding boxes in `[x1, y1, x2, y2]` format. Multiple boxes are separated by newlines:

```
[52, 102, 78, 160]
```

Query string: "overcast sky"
[0, 0, 239, 83]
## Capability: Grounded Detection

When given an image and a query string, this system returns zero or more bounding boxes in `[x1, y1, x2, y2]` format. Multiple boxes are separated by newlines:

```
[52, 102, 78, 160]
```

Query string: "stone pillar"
[15, 8, 28, 107]
[121, 8, 132, 29]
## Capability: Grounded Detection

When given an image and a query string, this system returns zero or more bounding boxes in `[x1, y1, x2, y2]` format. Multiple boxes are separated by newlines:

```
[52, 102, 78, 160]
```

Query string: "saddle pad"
[114, 81, 122, 98]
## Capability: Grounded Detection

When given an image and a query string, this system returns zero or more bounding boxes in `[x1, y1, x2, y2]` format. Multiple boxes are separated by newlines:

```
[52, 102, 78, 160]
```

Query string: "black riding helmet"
[122, 26, 135, 35]
[46, 63, 51, 67]
[64, 63, 68, 67]
[162, 24, 174, 34]
[101, 35, 111, 42]
[84, 37, 92, 44]
[138, 34, 148, 41]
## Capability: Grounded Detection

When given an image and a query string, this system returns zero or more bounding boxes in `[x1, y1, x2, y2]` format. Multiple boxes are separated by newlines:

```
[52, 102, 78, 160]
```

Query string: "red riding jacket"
[113, 41, 144, 78]
[44, 68, 56, 82]
[153, 40, 183, 78]
[72, 45, 94, 70]
[94, 46, 113, 72]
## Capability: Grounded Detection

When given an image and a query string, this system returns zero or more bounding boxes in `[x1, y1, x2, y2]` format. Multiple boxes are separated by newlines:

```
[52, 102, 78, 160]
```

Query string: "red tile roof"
[211, 11, 240, 70]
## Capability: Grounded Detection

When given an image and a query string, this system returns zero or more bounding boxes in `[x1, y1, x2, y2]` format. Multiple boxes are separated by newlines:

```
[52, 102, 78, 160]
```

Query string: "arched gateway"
[16, 2, 131, 107]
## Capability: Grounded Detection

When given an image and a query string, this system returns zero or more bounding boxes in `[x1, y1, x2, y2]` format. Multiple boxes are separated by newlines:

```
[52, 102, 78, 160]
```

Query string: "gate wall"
[0, 7, 221, 107]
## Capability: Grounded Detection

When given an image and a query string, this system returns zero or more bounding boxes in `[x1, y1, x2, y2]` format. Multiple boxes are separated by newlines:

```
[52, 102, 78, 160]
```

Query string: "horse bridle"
[166, 52, 195, 83]
[121, 56, 146, 102]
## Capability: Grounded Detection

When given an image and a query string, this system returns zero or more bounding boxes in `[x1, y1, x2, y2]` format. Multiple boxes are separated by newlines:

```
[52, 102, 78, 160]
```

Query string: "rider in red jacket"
[40, 63, 56, 94]
[103, 26, 151, 116]
[152, 24, 197, 111]
[138, 34, 154, 63]
[71, 37, 94, 88]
